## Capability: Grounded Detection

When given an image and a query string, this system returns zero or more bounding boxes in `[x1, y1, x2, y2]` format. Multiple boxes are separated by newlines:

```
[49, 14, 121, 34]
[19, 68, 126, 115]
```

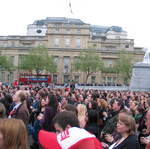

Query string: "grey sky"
[0, 0, 149, 49]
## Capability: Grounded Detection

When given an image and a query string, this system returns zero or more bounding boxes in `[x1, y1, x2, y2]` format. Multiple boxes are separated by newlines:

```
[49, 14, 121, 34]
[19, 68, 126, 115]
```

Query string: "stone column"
[57, 56, 64, 84]
[70, 56, 74, 81]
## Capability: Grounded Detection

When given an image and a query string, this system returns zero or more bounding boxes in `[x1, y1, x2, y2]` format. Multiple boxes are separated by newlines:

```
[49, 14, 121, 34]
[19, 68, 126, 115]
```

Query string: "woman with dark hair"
[87, 101, 98, 110]
[42, 93, 58, 131]
[0, 94, 13, 116]
[85, 110, 100, 138]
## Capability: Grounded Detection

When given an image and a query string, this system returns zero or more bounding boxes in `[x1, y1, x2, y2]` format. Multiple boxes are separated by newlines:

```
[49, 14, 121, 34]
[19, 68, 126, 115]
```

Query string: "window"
[93, 44, 97, 47]
[74, 75, 79, 83]
[112, 77, 116, 83]
[107, 77, 112, 83]
[64, 57, 70, 73]
[18, 55, 25, 66]
[77, 29, 81, 34]
[54, 56, 59, 65]
[39, 42, 43, 46]
[104, 59, 113, 68]
[54, 38, 59, 47]
[65, 38, 70, 47]
[10, 56, 15, 66]
[1, 72, 5, 82]
[11, 41, 15, 46]
[125, 45, 129, 48]
[74, 56, 79, 62]
[76, 39, 81, 48]
[64, 75, 69, 83]
[116, 36, 120, 39]
[91, 76, 96, 84]
[105, 46, 116, 49]
[53, 75, 57, 84]
[66, 28, 70, 33]
[7, 74, 10, 82]
[103, 77, 107, 83]
[55, 28, 59, 32]
[36, 30, 42, 34]
[103, 77, 115, 84]
[3, 41, 7, 47]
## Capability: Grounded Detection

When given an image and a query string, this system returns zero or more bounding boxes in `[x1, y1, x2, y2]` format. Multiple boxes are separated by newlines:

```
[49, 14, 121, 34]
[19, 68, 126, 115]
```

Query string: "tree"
[0, 55, 12, 71]
[20, 45, 57, 74]
[115, 51, 134, 84]
[74, 50, 103, 83]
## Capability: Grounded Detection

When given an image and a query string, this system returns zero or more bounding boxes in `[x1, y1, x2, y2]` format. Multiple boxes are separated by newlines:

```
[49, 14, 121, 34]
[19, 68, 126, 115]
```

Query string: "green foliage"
[74, 50, 103, 83]
[0, 55, 13, 71]
[20, 45, 57, 74]
[116, 51, 134, 84]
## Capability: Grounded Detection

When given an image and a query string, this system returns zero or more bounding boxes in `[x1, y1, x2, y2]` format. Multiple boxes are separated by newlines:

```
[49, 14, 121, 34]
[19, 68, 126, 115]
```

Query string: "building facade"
[0, 17, 144, 84]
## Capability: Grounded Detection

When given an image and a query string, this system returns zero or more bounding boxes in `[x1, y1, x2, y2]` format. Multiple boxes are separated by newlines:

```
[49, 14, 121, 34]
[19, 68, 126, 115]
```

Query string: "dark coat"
[85, 123, 101, 138]
[112, 135, 140, 149]
[102, 111, 119, 134]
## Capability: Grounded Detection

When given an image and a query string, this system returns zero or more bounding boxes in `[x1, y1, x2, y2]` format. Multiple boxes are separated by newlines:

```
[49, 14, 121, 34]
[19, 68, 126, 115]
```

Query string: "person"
[102, 98, 123, 135]
[41, 93, 58, 131]
[76, 104, 87, 128]
[0, 118, 29, 149]
[28, 98, 47, 148]
[101, 98, 124, 146]
[138, 99, 150, 149]
[77, 94, 84, 104]
[142, 109, 150, 149]
[109, 112, 140, 149]
[0, 103, 6, 118]
[0, 94, 13, 116]
[85, 109, 100, 138]
[39, 111, 103, 149]
[9, 90, 29, 125]
[97, 98, 108, 127]
[63, 104, 77, 114]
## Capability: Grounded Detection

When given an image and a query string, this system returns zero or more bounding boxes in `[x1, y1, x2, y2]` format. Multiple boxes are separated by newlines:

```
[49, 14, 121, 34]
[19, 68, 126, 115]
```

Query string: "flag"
[69, 0, 73, 14]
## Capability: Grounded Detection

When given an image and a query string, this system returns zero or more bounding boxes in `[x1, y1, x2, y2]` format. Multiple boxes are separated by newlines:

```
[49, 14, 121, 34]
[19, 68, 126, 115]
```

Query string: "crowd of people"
[0, 84, 150, 149]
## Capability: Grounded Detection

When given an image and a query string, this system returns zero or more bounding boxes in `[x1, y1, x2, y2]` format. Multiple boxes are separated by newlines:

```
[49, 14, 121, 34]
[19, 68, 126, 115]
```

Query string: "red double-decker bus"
[18, 73, 52, 84]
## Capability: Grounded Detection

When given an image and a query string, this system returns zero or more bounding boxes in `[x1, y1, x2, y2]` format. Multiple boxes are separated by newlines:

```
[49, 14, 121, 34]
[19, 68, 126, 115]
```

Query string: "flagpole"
[67, 0, 73, 24]
[68, 0, 70, 24]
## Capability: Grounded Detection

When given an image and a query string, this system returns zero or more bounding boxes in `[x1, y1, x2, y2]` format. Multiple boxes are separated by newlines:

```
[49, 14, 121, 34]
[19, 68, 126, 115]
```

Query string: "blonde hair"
[0, 118, 29, 149]
[16, 90, 27, 102]
[24, 90, 30, 97]
[77, 104, 87, 118]
[118, 113, 136, 135]
[76, 104, 87, 128]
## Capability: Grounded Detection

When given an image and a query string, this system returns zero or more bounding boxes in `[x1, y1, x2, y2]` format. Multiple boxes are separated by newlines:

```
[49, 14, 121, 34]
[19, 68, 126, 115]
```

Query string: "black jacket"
[112, 135, 140, 149]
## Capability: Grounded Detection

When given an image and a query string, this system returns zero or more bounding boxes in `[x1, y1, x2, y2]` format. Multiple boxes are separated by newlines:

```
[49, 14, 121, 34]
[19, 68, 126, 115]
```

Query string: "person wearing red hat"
[39, 111, 103, 149]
